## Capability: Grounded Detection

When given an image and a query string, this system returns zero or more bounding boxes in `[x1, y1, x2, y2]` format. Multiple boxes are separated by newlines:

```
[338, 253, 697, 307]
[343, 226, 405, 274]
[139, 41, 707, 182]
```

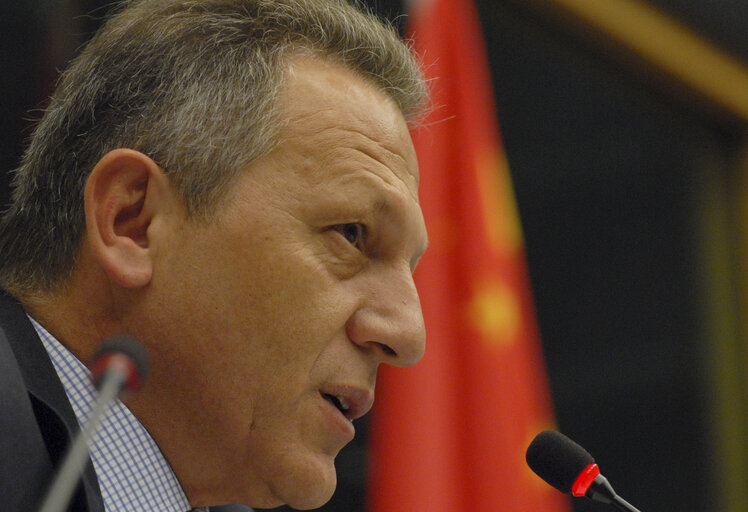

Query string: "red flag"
[366, 0, 570, 510]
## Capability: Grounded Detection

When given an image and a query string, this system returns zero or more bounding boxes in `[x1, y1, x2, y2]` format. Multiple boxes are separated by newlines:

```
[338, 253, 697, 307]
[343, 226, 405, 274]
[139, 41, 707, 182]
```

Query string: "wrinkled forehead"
[275, 55, 420, 194]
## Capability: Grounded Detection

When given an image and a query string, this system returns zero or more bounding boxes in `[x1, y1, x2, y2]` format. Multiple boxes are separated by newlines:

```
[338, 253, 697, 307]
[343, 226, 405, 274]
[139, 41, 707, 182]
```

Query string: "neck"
[18, 254, 121, 365]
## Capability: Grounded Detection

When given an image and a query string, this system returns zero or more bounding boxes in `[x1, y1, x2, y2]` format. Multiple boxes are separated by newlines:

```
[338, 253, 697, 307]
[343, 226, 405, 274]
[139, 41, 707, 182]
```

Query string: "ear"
[84, 148, 174, 289]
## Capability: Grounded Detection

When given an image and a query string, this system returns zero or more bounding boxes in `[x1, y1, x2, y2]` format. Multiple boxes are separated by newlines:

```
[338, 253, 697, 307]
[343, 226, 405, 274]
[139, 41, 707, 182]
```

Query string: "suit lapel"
[0, 290, 105, 512]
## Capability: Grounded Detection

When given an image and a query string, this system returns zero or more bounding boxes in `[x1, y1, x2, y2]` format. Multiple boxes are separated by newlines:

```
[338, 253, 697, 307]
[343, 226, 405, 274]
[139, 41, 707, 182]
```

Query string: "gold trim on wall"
[513, 0, 748, 128]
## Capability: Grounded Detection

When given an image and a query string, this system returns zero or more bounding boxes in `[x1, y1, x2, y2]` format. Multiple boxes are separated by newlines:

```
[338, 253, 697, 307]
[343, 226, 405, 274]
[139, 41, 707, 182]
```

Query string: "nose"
[346, 265, 426, 367]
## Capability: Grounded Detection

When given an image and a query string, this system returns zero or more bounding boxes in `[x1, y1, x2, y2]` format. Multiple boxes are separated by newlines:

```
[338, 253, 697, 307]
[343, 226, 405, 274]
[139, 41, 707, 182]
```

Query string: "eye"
[333, 223, 368, 251]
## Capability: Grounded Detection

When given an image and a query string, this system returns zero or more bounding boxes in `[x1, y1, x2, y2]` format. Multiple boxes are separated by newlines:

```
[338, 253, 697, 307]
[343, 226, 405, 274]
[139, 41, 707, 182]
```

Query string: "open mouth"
[321, 392, 351, 419]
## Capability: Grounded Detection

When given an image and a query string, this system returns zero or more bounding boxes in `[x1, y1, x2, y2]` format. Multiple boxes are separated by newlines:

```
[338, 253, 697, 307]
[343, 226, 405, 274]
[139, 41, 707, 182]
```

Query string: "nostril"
[377, 342, 397, 357]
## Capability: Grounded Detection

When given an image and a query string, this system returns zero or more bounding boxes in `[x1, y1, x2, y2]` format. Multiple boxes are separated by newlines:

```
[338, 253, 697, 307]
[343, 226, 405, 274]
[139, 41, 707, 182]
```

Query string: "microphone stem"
[37, 370, 125, 512]
[611, 494, 642, 512]
[587, 475, 643, 512]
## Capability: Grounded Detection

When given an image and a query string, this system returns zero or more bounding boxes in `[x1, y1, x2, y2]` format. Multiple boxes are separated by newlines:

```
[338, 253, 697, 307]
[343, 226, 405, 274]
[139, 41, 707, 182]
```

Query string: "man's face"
[130, 56, 427, 508]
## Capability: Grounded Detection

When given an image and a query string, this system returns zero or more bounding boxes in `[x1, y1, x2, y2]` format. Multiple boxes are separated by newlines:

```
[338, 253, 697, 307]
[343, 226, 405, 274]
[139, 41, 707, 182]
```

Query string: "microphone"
[90, 335, 150, 398]
[526, 430, 642, 512]
[37, 336, 150, 512]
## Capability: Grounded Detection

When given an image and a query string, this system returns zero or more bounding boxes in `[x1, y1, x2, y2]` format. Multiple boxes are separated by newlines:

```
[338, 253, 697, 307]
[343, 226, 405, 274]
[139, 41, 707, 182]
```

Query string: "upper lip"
[319, 385, 374, 421]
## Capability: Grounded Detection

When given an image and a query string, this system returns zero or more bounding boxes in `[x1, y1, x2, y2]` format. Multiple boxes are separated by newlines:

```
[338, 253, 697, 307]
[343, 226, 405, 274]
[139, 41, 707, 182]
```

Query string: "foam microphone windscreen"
[526, 430, 595, 493]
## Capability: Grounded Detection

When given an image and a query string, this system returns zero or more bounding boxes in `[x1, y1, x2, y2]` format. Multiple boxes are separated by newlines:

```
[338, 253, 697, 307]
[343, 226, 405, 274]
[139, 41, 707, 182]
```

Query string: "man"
[0, 0, 429, 510]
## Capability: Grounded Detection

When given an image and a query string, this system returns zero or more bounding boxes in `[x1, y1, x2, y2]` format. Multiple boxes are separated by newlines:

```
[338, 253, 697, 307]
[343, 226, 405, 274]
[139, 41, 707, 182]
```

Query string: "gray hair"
[0, 0, 428, 295]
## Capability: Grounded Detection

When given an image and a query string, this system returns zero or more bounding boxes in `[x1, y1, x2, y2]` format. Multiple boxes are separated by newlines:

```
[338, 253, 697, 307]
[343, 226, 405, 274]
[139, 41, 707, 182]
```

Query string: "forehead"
[274, 56, 420, 197]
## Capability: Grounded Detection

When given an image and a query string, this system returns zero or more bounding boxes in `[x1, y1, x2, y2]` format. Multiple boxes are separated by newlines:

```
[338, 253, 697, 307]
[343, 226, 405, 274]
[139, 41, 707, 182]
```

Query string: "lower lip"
[320, 395, 355, 442]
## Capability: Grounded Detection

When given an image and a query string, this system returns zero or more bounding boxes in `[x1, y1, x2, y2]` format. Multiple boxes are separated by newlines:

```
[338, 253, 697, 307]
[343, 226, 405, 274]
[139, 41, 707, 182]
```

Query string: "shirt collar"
[31, 317, 192, 512]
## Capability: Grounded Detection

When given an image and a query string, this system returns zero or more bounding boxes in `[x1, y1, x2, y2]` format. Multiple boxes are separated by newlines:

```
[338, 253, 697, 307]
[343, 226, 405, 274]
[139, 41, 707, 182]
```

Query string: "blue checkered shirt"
[31, 317, 195, 512]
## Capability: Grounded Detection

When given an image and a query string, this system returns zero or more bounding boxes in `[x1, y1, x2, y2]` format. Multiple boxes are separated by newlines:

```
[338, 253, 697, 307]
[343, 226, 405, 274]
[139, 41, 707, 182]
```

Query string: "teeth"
[336, 395, 351, 412]
[322, 393, 351, 414]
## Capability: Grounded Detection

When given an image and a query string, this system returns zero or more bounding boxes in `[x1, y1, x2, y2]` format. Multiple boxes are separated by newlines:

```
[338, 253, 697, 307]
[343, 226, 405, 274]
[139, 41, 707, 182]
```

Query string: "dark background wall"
[2, 2, 746, 512]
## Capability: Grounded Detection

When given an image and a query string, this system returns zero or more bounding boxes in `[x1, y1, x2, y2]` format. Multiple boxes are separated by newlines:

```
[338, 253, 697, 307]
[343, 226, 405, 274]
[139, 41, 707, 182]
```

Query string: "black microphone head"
[526, 430, 595, 493]
[92, 335, 150, 393]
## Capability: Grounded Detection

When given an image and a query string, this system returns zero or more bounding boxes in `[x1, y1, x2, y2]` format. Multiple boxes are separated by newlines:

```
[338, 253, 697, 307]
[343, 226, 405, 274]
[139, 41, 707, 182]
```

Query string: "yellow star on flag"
[466, 279, 521, 348]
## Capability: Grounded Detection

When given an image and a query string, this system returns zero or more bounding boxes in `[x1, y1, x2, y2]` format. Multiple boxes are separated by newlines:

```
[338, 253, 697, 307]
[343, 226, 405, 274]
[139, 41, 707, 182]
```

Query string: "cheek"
[182, 244, 345, 386]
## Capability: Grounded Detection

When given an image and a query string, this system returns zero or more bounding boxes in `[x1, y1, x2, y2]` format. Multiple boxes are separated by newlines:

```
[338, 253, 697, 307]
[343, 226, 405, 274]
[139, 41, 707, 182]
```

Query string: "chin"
[283, 486, 336, 510]
[265, 452, 339, 510]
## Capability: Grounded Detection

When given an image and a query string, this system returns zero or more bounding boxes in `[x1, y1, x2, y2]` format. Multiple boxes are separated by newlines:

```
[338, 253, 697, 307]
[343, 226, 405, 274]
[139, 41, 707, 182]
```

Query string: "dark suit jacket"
[0, 289, 104, 512]
[0, 290, 255, 512]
